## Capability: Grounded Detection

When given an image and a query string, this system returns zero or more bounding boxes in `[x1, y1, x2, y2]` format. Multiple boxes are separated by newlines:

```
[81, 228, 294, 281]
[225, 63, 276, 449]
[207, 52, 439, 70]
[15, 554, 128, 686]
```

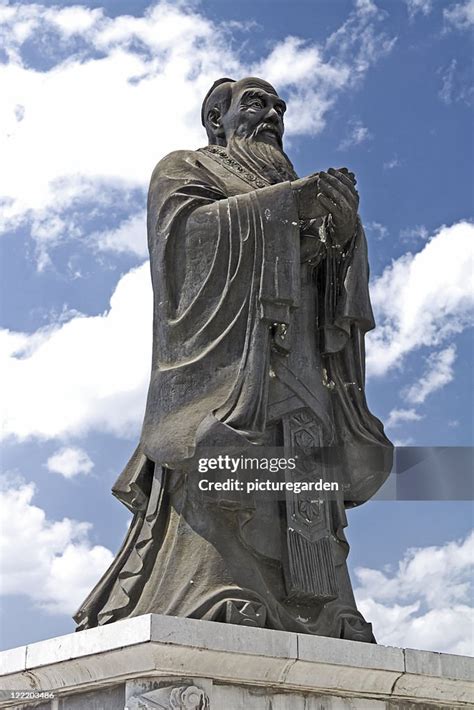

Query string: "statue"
[74, 77, 392, 643]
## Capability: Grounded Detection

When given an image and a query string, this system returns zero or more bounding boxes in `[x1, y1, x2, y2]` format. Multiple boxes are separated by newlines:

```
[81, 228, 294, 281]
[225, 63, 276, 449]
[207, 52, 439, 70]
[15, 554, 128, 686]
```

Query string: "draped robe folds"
[74, 147, 393, 637]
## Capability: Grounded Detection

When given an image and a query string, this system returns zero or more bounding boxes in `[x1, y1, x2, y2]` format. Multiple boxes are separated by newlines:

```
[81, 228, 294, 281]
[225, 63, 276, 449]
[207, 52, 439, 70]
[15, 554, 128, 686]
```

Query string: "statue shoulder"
[150, 148, 205, 183]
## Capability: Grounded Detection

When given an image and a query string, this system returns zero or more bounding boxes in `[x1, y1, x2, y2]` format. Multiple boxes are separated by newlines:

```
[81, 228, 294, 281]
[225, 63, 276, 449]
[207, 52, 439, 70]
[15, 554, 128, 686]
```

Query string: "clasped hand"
[291, 167, 359, 245]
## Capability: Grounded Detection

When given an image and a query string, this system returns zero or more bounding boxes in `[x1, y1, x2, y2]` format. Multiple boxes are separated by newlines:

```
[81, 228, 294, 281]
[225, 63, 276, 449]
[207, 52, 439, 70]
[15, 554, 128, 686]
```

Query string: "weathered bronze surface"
[75, 77, 392, 642]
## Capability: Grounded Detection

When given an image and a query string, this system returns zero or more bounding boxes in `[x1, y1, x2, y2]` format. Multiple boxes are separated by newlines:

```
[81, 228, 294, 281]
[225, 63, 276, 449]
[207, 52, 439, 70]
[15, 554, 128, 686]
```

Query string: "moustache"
[253, 122, 282, 144]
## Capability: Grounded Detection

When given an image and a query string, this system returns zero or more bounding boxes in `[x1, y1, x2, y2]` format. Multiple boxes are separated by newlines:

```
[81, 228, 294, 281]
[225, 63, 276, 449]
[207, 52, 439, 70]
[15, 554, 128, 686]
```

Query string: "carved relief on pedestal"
[125, 683, 210, 710]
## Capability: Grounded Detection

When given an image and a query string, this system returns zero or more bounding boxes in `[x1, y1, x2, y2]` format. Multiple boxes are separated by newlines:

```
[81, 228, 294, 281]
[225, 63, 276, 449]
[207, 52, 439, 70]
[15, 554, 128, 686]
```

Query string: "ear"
[207, 108, 225, 139]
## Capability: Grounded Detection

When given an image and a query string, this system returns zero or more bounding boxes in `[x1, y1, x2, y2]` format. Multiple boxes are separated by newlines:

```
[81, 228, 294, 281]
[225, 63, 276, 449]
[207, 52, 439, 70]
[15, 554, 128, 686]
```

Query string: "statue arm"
[148, 151, 302, 328]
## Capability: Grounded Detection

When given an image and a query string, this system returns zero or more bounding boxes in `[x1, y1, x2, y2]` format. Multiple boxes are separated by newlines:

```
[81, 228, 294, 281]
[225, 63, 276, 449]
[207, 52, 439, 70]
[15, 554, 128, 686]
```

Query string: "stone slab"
[0, 647, 26, 677]
[297, 632, 404, 671]
[404, 647, 473, 681]
[25, 615, 152, 669]
[150, 614, 298, 659]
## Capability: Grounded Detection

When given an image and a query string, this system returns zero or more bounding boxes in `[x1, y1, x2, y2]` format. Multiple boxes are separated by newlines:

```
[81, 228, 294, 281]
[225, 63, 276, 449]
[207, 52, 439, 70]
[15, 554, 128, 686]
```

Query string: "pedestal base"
[0, 615, 472, 709]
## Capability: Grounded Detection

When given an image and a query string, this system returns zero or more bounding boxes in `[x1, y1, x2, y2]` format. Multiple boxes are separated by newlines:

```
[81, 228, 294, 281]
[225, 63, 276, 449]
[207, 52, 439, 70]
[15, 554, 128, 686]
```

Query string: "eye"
[244, 98, 264, 110]
[275, 104, 285, 116]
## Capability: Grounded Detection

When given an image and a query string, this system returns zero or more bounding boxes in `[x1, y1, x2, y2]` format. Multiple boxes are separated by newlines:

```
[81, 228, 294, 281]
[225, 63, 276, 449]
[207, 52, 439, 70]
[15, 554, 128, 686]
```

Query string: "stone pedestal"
[0, 614, 472, 709]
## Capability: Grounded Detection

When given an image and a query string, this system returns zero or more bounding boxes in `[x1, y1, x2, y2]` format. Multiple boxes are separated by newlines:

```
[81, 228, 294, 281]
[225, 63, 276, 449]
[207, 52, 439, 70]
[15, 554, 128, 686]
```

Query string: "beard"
[226, 129, 298, 185]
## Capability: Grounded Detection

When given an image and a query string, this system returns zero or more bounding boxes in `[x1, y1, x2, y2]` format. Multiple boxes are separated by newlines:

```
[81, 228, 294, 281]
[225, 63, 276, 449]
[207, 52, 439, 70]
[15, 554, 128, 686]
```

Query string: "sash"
[282, 409, 339, 603]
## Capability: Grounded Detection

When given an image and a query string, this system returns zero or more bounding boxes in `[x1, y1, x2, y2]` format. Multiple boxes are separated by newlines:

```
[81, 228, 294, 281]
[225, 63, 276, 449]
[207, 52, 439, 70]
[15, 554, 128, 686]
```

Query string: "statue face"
[221, 81, 286, 148]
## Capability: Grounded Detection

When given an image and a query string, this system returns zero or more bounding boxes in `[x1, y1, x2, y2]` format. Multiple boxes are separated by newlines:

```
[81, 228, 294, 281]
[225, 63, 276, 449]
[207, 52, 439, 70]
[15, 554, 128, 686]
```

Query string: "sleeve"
[318, 218, 393, 505]
[147, 151, 302, 367]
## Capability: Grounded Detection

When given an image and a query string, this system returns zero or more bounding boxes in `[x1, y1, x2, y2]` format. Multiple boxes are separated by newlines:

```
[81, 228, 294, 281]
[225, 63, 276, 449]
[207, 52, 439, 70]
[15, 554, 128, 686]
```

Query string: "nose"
[265, 106, 280, 124]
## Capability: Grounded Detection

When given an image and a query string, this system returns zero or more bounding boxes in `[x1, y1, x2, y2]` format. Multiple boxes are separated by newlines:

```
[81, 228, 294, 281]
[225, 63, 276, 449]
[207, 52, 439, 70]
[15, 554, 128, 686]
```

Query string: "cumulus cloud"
[0, 0, 395, 259]
[94, 211, 148, 257]
[0, 2, 220, 238]
[354, 531, 474, 654]
[0, 476, 113, 614]
[404, 345, 457, 405]
[46, 446, 94, 478]
[1, 263, 152, 441]
[444, 0, 474, 30]
[367, 221, 474, 377]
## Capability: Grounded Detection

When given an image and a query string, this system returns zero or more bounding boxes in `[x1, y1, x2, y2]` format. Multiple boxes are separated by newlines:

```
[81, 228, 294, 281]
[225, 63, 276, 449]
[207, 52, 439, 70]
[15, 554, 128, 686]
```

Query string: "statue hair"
[201, 78, 236, 144]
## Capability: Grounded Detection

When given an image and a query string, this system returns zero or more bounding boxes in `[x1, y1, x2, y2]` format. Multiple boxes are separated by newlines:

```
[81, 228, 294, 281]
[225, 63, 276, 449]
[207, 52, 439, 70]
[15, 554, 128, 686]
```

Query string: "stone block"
[25, 616, 151, 670]
[150, 614, 298, 659]
[404, 646, 474, 681]
[0, 647, 27, 677]
[297, 633, 404, 670]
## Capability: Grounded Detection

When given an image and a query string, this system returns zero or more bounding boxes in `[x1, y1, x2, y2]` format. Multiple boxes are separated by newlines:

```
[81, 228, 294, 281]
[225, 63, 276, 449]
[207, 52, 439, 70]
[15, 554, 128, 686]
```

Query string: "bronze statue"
[75, 77, 392, 642]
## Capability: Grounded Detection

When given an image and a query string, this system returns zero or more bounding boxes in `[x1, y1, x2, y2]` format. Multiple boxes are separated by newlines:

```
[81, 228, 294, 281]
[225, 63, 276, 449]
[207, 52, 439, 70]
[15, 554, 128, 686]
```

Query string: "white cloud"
[404, 345, 457, 404]
[404, 0, 433, 20]
[386, 408, 423, 428]
[94, 211, 147, 257]
[0, 476, 113, 614]
[1, 263, 152, 441]
[256, 36, 347, 91]
[367, 221, 474, 377]
[0, 0, 396, 258]
[46, 446, 94, 478]
[444, 0, 474, 30]
[0, 2, 235, 241]
[47, 5, 102, 36]
[354, 531, 474, 654]
[338, 119, 372, 151]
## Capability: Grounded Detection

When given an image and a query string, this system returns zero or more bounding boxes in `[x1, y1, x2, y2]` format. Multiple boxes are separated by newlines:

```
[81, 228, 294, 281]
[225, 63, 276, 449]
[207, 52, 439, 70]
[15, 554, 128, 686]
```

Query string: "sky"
[0, 0, 473, 655]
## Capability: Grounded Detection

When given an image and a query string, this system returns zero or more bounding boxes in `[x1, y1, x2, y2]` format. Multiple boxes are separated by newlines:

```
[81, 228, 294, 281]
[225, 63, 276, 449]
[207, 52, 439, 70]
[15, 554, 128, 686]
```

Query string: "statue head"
[201, 77, 286, 149]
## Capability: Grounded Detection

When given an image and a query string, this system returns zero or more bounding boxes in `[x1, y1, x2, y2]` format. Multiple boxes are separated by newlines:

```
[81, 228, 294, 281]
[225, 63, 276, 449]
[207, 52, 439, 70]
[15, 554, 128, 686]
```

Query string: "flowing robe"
[74, 146, 392, 637]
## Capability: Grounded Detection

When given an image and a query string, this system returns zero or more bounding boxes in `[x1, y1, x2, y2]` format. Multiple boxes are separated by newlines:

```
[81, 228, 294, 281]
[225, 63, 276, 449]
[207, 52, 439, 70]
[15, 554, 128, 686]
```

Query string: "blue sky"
[0, 0, 473, 654]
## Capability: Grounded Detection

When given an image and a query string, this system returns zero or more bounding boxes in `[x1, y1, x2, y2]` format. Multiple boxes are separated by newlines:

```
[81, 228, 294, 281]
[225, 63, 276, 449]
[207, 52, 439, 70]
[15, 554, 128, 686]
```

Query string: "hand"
[291, 173, 327, 221]
[317, 167, 359, 244]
